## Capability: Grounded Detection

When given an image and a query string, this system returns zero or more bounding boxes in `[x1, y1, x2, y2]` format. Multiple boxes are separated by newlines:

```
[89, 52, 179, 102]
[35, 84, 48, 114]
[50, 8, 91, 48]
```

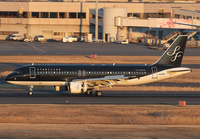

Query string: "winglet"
[154, 35, 188, 67]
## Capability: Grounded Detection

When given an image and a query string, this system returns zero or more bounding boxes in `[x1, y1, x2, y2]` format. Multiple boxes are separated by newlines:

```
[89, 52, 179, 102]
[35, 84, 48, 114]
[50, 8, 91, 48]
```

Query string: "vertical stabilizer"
[154, 35, 188, 67]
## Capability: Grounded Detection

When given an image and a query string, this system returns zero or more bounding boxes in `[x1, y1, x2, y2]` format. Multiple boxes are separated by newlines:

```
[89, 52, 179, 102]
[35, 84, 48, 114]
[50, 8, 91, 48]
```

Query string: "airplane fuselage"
[6, 64, 190, 86]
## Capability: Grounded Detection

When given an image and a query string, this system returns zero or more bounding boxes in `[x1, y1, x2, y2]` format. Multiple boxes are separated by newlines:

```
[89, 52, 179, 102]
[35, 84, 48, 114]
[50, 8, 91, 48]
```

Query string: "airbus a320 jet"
[5, 35, 191, 96]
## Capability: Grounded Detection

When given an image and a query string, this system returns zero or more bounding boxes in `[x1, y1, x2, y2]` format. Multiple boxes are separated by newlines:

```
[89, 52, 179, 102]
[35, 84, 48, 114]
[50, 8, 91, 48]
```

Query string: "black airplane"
[5, 35, 191, 96]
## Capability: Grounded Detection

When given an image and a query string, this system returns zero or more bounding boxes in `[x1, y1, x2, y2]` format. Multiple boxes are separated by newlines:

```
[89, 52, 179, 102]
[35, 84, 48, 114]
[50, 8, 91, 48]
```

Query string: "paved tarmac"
[0, 41, 199, 56]
[0, 90, 199, 105]
[0, 41, 199, 105]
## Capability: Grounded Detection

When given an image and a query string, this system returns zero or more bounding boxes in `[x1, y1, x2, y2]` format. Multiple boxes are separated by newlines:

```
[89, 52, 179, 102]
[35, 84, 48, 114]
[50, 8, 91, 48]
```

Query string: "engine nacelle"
[69, 82, 87, 94]
[54, 86, 68, 91]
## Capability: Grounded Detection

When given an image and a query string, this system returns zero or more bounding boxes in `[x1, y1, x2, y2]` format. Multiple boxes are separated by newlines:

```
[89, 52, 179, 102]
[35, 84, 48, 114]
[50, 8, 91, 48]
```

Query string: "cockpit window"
[14, 70, 23, 74]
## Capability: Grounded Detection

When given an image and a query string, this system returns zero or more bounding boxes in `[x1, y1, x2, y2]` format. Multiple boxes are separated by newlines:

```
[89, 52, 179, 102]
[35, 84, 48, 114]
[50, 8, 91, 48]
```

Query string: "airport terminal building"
[0, 0, 200, 41]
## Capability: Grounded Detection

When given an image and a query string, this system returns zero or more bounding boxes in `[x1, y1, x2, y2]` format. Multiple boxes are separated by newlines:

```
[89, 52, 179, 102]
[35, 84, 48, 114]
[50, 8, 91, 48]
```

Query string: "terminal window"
[8, 12, 18, 18]
[0, 11, 28, 18]
[0, 12, 9, 17]
[133, 13, 139, 18]
[69, 12, 76, 18]
[41, 12, 48, 18]
[128, 13, 133, 17]
[50, 12, 58, 18]
[59, 12, 65, 18]
[32, 12, 39, 18]
[78, 13, 86, 18]
[22, 12, 27, 18]
[0, 31, 18, 35]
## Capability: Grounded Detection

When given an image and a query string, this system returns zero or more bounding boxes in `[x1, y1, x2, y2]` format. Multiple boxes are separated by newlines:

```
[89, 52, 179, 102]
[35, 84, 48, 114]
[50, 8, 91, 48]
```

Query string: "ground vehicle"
[24, 37, 33, 42]
[163, 42, 170, 48]
[10, 34, 23, 41]
[62, 36, 73, 42]
[70, 36, 78, 42]
[78, 36, 85, 42]
[35, 35, 44, 42]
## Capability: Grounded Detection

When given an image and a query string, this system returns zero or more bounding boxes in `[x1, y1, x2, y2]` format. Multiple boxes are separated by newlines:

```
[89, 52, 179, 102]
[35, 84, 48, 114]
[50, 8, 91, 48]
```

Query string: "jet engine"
[68, 82, 88, 93]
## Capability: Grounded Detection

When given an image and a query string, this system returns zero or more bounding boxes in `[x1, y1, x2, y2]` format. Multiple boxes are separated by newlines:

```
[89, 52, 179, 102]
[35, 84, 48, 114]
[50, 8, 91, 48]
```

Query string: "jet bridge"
[89, 7, 200, 43]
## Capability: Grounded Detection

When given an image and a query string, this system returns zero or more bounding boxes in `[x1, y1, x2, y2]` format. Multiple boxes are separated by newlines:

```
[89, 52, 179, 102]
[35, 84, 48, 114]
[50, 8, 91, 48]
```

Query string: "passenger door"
[29, 67, 36, 79]
[151, 67, 158, 79]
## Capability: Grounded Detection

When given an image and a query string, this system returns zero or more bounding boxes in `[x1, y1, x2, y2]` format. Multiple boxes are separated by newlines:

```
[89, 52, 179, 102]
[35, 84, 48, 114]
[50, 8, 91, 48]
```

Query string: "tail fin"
[154, 35, 188, 67]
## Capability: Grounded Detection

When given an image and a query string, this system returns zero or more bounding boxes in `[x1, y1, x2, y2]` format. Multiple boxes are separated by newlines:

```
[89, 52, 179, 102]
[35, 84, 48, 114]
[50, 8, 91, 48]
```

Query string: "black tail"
[154, 35, 188, 67]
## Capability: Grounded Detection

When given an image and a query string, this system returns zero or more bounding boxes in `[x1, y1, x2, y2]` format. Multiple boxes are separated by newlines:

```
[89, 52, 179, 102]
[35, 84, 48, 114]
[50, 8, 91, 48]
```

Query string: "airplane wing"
[73, 75, 138, 88]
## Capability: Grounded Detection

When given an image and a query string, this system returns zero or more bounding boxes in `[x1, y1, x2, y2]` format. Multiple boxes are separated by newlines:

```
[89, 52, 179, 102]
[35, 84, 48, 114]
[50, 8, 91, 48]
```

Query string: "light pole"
[95, 0, 98, 42]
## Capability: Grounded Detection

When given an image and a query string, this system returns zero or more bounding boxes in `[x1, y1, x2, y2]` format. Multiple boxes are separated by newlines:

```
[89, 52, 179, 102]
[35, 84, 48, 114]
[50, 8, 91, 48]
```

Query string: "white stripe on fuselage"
[7, 81, 67, 86]
[115, 67, 191, 86]
[7, 67, 191, 87]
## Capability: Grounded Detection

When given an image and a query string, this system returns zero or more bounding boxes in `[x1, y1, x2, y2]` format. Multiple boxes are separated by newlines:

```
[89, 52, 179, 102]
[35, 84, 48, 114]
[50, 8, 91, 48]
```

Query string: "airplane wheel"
[85, 89, 92, 95]
[95, 91, 103, 97]
[28, 91, 33, 96]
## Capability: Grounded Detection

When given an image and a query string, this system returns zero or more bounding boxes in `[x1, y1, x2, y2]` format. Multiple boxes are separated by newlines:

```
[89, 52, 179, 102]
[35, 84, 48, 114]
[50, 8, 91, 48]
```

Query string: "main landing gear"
[85, 89, 103, 97]
[85, 89, 92, 95]
[28, 85, 33, 96]
[95, 91, 103, 97]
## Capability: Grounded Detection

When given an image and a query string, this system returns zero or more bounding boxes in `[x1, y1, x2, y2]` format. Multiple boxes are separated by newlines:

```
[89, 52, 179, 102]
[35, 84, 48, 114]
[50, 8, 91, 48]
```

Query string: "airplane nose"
[5, 74, 12, 81]
[5, 74, 9, 81]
